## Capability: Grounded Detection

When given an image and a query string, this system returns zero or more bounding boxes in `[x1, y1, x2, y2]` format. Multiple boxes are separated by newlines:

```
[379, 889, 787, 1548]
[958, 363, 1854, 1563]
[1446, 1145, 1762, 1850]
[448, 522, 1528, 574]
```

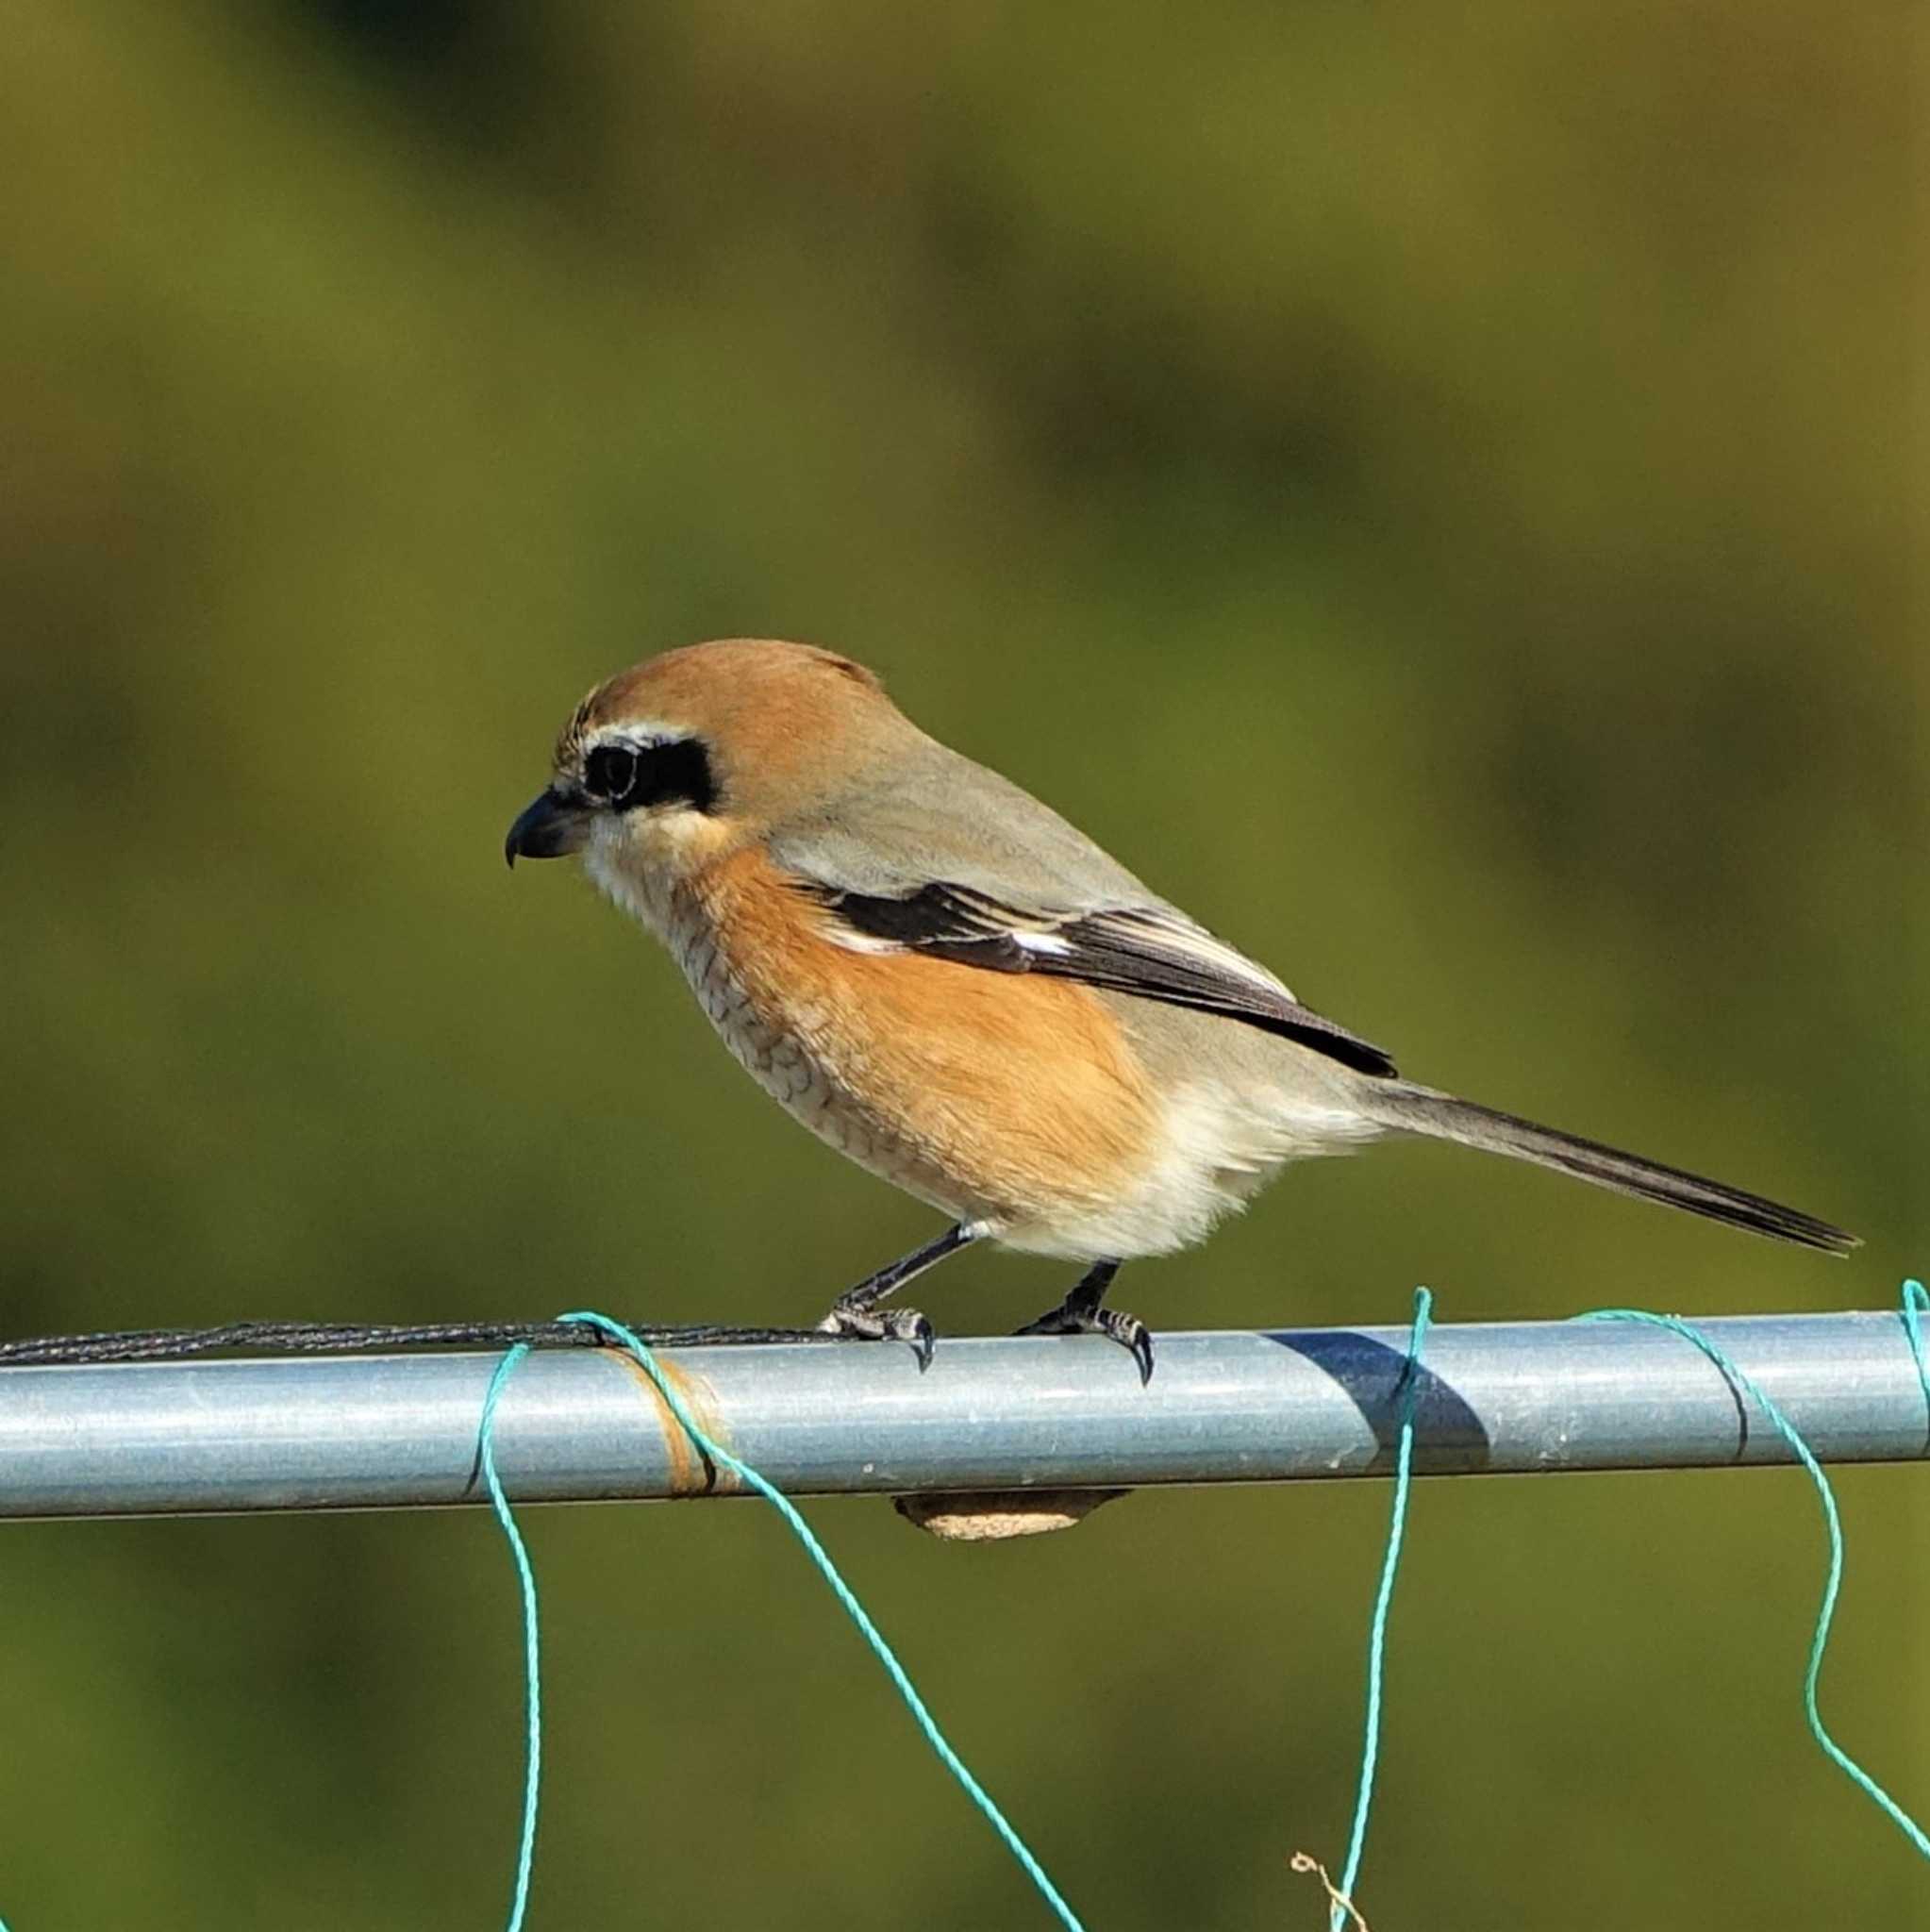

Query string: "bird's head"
[505, 638, 905, 900]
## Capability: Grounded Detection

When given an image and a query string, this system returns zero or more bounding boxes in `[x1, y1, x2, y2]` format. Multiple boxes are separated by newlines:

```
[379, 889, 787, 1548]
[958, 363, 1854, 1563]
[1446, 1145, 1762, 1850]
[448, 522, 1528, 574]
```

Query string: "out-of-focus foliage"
[1, 5, 1922, 1927]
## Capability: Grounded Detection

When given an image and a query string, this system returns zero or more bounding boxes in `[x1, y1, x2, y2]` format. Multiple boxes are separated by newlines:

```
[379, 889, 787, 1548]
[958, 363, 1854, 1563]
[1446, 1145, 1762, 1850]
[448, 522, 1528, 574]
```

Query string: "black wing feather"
[816, 883, 1398, 1078]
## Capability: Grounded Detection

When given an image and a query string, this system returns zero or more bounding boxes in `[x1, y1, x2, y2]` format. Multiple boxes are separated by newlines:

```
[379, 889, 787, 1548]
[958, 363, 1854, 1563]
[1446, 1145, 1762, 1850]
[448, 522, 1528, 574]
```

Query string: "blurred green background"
[3, 5, 1922, 1926]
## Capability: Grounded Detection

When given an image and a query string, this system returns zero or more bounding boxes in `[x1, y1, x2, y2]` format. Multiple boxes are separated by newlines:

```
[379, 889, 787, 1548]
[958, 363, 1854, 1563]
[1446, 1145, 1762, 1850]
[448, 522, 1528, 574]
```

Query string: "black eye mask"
[584, 738, 718, 814]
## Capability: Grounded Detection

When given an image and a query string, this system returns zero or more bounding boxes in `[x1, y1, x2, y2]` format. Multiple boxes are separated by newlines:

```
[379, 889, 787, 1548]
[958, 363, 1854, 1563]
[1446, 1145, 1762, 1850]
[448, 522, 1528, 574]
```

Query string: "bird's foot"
[816, 1299, 937, 1371]
[1014, 1302, 1156, 1386]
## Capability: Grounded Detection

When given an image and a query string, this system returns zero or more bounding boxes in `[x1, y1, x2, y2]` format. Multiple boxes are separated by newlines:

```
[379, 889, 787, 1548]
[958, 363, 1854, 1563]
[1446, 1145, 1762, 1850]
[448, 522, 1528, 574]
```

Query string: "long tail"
[1357, 1080, 1858, 1255]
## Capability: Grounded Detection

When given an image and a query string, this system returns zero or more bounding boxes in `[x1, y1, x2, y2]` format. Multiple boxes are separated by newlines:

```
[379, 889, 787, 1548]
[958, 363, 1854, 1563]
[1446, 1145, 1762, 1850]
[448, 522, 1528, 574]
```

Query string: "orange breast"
[692, 847, 1161, 1224]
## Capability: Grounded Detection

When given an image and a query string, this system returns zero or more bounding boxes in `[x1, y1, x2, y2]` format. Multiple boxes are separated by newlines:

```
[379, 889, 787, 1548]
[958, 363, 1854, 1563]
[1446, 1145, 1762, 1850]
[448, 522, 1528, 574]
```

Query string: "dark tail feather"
[1361, 1081, 1858, 1255]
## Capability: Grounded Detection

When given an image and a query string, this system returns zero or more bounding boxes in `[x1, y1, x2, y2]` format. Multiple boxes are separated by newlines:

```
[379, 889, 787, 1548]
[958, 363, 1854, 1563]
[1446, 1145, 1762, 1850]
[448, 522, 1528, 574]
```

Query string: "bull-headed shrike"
[506, 639, 1855, 1379]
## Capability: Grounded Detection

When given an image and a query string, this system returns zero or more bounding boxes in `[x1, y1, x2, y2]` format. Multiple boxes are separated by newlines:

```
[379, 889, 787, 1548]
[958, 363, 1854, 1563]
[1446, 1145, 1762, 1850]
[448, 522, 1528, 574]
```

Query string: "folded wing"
[800, 877, 1398, 1078]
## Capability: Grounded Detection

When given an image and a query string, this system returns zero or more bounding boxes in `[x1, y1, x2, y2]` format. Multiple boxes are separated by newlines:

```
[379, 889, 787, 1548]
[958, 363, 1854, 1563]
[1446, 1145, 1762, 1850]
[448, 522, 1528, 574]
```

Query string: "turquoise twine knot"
[475, 1312, 1085, 1932]
[1330, 1285, 1433, 1931]
[1576, 1287, 1930, 1864]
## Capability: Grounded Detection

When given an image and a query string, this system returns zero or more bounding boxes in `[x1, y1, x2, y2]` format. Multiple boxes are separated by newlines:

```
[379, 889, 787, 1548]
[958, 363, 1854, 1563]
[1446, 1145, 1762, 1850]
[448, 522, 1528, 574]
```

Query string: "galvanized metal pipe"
[0, 1312, 1922, 1520]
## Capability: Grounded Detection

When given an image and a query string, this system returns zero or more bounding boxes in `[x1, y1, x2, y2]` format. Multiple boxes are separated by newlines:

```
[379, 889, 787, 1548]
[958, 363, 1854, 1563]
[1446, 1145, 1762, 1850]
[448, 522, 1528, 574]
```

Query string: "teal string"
[476, 1310, 1085, 1932]
[478, 1343, 541, 1932]
[1576, 1293, 1930, 1863]
[475, 1285, 1929, 1928]
[1331, 1285, 1433, 1932]
[1902, 1281, 1928, 1442]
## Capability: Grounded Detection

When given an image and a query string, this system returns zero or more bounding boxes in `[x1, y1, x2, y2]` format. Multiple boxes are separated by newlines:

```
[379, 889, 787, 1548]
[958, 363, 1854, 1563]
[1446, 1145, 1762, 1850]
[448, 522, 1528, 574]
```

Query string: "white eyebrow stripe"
[581, 721, 685, 751]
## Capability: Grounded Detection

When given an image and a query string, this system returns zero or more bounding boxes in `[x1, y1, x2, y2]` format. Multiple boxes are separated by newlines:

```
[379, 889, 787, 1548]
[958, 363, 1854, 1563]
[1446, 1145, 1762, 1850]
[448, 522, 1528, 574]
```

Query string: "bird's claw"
[1014, 1304, 1156, 1384]
[1102, 1310, 1156, 1387]
[817, 1302, 937, 1371]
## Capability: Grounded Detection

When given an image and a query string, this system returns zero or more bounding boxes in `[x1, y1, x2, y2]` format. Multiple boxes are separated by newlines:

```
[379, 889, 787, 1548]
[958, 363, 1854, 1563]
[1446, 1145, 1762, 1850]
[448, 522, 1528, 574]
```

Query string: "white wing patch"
[1011, 929, 1074, 958]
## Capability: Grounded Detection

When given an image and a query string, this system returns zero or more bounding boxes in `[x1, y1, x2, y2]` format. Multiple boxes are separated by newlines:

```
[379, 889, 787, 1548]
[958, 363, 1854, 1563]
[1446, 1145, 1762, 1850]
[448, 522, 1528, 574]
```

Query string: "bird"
[505, 638, 1856, 1381]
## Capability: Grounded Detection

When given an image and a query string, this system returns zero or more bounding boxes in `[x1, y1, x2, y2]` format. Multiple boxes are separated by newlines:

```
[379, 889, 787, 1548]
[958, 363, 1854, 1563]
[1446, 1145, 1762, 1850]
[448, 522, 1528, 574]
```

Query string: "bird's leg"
[817, 1222, 981, 1369]
[1014, 1259, 1155, 1384]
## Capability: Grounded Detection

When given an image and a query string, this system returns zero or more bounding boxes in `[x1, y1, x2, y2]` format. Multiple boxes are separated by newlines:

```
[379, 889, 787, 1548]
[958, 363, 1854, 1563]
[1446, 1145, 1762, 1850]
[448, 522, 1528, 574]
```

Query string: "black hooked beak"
[504, 787, 592, 867]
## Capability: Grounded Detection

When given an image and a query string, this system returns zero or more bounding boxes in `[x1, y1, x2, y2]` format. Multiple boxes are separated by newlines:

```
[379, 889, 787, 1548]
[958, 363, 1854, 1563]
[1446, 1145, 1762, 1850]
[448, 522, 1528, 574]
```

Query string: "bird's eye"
[585, 744, 639, 803]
